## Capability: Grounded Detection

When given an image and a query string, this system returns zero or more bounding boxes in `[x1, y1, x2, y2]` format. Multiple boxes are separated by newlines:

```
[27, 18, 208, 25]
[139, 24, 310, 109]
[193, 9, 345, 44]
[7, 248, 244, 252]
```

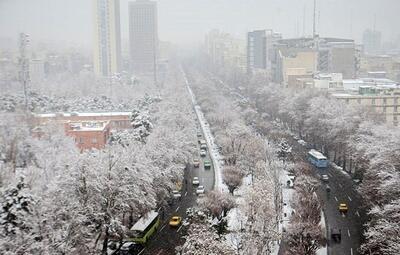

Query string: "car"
[169, 216, 182, 227]
[200, 149, 206, 157]
[172, 190, 181, 199]
[196, 185, 205, 195]
[339, 203, 348, 213]
[199, 139, 206, 146]
[197, 132, 202, 138]
[321, 174, 329, 182]
[326, 185, 331, 192]
[192, 177, 200, 185]
[200, 144, 207, 151]
[331, 228, 342, 242]
[297, 139, 307, 146]
[193, 159, 200, 168]
[117, 242, 142, 255]
[204, 160, 211, 169]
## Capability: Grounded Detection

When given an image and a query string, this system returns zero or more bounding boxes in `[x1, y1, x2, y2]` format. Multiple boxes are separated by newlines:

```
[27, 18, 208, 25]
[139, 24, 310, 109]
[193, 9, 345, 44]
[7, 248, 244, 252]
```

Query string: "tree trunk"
[102, 226, 109, 255]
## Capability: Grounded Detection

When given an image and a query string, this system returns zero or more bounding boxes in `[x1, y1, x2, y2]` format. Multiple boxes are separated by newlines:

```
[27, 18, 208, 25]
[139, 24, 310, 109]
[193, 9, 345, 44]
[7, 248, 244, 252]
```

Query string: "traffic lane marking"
[351, 248, 354, 255]
[175, 206, 180, 212]
[334, 196, 338, 202]
[348, 229, 351, 237]
[160, 224, 166, 232]
[348, 196, 352, 202]
[356, 210, 360, 217]
[184, 191, 188, 196]
[138, 248, 145, 255]
[177, 225, 183, 232]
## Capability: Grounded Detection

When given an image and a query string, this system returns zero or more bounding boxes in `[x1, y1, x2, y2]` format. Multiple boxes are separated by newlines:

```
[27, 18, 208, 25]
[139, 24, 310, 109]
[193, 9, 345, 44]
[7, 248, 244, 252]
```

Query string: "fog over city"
[1, 1, 400, 255]
[1, 0, 400, 47]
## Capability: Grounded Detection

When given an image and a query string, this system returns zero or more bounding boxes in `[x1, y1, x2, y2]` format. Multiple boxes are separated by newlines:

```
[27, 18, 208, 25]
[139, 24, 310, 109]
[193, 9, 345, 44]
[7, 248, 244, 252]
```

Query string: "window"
[357, 98, 361, 104]
[395, 106, 398, 112]
[383, 98, 387, 105]
[383, 106, 386, 113]
[92, 137, 98, 144]
[79, 137, 84, 144]
[395, 98, 398, 104]
[345, 99, 350, 104]
[371, 98, 376, 105]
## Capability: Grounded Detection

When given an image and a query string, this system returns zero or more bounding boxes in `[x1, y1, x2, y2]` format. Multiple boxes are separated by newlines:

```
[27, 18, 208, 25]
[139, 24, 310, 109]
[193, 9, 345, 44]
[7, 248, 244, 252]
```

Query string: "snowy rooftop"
[35, 112, 132, 118]
[130, 211, 158, 232]
[68, 121, 109, 131]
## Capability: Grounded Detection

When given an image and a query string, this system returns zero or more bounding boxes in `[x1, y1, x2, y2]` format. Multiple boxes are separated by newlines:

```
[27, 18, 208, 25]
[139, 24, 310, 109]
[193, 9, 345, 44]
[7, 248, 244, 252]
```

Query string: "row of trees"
[231, 75, 400, 254]
[0, 64, 198, 254]
[180, 67, 285, 254]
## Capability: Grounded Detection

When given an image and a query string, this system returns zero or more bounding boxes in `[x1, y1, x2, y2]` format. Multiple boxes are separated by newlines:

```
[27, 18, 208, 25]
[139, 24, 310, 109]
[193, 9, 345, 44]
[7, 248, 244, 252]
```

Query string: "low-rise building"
[33, 112, 132, 150]
[332, 85, 400, 126]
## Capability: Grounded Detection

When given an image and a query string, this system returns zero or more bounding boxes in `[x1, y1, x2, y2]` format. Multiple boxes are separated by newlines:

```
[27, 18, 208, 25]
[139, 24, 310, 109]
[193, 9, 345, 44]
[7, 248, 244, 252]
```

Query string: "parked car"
[200, 144, 207, 151]
[196, 185, 205, 195]
[331, 228, 342, 242]
[197, 132, 202, 138]
[193, 159, 200, 168]
[339, 203, 348, 213]
[200, 150, 206, 157]
[169, 216, 182, 227]
[192, 177, 200, 185]
[204, 160, 211, 169]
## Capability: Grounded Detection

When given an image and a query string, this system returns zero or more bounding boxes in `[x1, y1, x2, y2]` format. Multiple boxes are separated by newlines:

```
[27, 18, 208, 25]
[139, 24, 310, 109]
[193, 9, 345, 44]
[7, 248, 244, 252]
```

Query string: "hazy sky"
[1, 0, 399, 49]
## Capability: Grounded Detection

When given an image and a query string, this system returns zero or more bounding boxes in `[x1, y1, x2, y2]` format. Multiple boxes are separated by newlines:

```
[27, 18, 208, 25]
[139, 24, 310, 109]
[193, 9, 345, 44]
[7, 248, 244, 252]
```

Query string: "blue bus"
[307, 149, 328, 168]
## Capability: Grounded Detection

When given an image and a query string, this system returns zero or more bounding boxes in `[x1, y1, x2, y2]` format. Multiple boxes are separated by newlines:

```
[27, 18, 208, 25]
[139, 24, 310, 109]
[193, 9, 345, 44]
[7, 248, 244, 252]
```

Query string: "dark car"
[117, 242, 142, 255]
[331, 228, 341, 243]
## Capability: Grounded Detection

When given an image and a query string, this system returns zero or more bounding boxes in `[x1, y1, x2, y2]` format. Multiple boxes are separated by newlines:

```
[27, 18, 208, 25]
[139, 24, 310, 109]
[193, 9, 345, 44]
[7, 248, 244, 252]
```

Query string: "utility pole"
[18, 33, 30, 112]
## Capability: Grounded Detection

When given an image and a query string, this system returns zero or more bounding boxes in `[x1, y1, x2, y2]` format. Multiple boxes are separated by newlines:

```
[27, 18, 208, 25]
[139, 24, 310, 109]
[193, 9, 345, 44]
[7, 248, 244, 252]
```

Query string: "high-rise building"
[363, 29, 382, 55]
[93, 0, 122, 77]
[247, 30, 267, 73]
[129, 0, 158, 74]
[247, 29, 281, 75]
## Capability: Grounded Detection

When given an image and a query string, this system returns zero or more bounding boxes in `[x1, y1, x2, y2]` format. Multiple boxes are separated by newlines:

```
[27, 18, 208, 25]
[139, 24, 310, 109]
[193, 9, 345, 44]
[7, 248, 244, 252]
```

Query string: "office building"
[93, 0, 122, 77]
[129, 0, 158, 74]
[363, 29, 382, 55]
[247, 30, 267, 73]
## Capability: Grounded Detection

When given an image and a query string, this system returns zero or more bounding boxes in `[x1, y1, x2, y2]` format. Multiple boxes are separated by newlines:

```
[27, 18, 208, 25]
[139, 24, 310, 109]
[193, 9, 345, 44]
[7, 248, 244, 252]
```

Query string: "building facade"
[247, 30, 267, 73]
[129, 0, 158, 74]
[363, 29, 382, 55]
[93, 0, 122, 77]
[332, 86, 400, 126]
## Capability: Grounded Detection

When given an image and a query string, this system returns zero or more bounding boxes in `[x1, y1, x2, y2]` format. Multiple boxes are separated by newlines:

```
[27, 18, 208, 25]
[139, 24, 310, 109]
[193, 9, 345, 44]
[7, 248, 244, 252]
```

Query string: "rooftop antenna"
[313, 0, 316, 38]
[18, 33, 30, 113]
[303, 5, 306, 37]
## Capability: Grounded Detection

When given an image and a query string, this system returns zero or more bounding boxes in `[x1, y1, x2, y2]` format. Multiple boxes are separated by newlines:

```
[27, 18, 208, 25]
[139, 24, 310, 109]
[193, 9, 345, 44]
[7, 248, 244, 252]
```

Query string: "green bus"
[128, 210, 160, 245]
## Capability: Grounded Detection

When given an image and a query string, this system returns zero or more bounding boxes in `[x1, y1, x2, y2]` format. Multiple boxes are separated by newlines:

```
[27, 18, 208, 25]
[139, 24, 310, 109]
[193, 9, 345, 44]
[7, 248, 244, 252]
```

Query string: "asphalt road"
[287, 137, 365, 255]
[140, 118, 215, 254]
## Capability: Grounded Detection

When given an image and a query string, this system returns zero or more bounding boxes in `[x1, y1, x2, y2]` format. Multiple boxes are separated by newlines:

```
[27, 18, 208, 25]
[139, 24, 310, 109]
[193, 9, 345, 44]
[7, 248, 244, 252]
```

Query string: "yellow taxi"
[169, 216, 182, 227]
[338, 203, 348, 213]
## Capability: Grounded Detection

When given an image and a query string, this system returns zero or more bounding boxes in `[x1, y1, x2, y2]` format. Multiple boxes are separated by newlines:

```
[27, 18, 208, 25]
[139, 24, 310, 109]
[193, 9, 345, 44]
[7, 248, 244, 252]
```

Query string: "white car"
[196, 185, 205, 195]
[192, 177, 200, 185]
[321, 174, 329, 182]
[200, 150, 206, 157]
[172, 190, 181, 199]
[298, 139, 307, 146]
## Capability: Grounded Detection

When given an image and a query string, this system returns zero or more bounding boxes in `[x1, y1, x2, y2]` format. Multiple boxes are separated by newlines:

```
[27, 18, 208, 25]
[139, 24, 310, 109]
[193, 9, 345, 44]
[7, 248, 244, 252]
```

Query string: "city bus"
[307, 149, 328, 168]
[127, 210, 160, 245]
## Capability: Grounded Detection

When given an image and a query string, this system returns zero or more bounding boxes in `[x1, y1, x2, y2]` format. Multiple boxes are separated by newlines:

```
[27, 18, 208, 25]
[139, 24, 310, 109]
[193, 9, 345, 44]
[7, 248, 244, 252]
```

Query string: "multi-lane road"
[141, 124, 215, 254]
